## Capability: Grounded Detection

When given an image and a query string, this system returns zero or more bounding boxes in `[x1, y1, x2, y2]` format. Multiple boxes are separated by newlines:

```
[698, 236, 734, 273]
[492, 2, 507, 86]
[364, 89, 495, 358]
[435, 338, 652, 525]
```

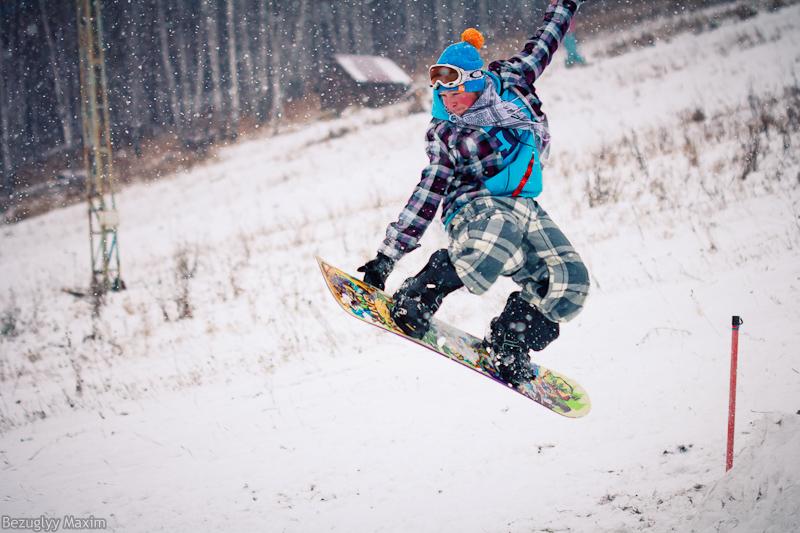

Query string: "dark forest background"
[0, 0, 750, 219]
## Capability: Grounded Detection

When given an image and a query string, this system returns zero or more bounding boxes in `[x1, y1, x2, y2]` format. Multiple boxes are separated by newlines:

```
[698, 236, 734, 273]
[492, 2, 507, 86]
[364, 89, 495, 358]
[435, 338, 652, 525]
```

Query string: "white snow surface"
[2, 5, 800, 532]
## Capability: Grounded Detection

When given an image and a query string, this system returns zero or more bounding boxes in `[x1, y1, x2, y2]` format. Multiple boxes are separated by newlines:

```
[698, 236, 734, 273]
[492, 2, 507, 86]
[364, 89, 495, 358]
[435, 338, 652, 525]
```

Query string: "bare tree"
[177, 30, 192, 127]
[402, 2, 418, 55]
[156, 0, 181, 131]
[478, 0, 490, 32]
[448, 0, 466, 37]
[226, 0, 241, 133]
[238, 7, 257, 117]
[333, 3, 353, 54]
[434, 1, 449, 45]
[123, 0, 148, 156]
[289, 0, 309, 94]
[192, 27, 207, 124]
[201, 0, 223, 135]
[349, 4, 367, 54]
[39, 0, 74, 149]
[268, 0, 284, 131]
[0, 28, 11, 193]
[9, 23, 29, 187]
[256, 0, 270, 122]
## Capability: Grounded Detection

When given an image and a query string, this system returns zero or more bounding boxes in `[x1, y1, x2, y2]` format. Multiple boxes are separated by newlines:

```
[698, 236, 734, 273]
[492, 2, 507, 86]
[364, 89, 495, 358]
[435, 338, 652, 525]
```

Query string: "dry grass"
[561, 77, 800, 235]
[174, 245, 199, 320]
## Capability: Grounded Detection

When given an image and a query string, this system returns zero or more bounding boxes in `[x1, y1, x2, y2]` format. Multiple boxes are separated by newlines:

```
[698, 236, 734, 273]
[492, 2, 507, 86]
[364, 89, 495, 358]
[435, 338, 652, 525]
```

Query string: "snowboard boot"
[391, 249, 464, 339]
[487, 291, 560, 386]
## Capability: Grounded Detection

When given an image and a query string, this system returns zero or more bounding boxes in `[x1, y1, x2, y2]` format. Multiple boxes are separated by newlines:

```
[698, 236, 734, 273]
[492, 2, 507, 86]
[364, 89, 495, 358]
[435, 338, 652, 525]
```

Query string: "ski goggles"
[428, 64, 485, 89]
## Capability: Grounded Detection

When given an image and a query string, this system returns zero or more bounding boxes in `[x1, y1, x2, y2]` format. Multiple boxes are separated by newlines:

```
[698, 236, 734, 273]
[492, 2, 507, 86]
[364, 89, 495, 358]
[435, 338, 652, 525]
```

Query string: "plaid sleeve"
[378, 124, 454, 261]
[489, 0, 582, 89]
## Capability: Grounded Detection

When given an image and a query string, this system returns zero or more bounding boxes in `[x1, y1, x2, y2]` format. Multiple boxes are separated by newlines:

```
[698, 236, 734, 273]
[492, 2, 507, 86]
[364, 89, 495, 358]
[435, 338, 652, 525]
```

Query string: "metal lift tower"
[76, 0, 124, 296]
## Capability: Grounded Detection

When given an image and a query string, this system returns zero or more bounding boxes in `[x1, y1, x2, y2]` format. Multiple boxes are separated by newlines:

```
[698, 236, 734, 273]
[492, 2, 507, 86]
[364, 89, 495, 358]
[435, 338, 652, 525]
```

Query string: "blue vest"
[431, 72, 543, 200]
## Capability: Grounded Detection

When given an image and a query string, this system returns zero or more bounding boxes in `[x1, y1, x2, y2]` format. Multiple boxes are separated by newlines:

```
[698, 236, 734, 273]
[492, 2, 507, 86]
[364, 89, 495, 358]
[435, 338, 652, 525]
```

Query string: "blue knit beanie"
[435, 28, 486, 93]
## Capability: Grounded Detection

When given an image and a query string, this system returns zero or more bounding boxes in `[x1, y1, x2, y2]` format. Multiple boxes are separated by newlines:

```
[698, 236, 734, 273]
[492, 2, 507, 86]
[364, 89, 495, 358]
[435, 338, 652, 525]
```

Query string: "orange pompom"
[461, 28, 485, 50]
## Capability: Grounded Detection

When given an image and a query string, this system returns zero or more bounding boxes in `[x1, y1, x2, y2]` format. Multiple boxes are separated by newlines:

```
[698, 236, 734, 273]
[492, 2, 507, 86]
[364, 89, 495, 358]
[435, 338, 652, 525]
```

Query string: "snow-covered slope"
[684, 414, 800, 533]
[2, 3, 800, 531]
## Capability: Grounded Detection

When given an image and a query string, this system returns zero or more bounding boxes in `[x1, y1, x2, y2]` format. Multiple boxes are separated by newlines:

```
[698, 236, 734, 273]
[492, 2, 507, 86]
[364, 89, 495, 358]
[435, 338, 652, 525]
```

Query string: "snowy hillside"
[2, 3, 800, 532]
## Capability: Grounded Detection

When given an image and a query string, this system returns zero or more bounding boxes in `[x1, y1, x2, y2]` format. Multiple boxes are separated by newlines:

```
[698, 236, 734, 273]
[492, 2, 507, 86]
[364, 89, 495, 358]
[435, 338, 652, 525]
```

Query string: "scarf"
[447, 80, 549, 145]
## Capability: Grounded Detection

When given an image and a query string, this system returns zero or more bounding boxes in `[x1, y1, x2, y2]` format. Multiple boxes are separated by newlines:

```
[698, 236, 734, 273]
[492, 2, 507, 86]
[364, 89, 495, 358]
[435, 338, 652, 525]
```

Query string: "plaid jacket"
[379, 0, 583, 262]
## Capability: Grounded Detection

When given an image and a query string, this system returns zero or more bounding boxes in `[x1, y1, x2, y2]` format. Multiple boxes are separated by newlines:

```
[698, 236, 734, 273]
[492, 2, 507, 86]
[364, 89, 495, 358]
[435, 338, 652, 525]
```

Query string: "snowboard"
[317, 257, 591, 418]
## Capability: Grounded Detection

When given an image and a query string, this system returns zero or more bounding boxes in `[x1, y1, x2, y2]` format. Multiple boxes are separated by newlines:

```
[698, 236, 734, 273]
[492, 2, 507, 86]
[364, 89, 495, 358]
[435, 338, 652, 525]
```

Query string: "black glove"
[357, 253, 395, 290]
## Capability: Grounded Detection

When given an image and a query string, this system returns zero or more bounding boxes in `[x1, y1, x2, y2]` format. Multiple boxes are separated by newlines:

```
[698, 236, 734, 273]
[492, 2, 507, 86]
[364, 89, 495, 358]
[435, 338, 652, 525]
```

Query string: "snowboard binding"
[487, 291, 559, 386]
[391, 249, 464, 339]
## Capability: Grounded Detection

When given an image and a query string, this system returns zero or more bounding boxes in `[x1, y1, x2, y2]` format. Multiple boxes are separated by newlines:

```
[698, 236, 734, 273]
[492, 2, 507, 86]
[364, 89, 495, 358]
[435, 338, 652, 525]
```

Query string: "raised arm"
[488, 0, 584, 89]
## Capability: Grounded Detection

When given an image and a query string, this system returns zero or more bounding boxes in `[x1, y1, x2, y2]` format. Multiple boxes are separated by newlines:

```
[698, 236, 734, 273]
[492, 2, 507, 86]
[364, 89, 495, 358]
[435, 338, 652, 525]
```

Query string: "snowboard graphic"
[317, 258, 590, 418]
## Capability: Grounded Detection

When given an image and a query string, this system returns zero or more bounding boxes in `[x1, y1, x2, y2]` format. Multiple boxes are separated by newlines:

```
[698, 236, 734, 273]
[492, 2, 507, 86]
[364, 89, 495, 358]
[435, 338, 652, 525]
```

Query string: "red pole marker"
[726, 315, 743, 472]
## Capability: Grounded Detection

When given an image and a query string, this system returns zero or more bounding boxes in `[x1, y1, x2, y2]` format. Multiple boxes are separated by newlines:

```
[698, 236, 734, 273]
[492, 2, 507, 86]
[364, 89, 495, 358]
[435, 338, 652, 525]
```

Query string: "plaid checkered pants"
[447, 197, 589, 322]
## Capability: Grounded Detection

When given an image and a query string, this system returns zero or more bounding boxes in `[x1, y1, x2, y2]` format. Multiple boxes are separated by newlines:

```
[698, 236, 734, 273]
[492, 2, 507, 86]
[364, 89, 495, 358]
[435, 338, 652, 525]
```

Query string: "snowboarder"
[358, 0, 590, 386]
[564, 19, 588, 68]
